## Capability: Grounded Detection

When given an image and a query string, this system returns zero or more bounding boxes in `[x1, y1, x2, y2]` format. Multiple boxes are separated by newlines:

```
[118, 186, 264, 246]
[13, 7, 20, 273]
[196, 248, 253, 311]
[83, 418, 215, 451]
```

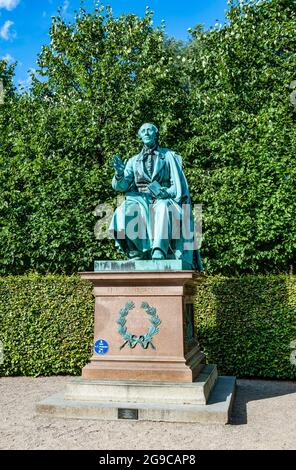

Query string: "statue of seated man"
[109, 123, 201, 270]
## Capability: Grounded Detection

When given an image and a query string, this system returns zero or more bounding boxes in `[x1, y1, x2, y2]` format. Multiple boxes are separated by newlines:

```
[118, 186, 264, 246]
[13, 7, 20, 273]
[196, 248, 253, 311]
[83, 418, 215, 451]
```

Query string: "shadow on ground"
[230, 379, 296, 425]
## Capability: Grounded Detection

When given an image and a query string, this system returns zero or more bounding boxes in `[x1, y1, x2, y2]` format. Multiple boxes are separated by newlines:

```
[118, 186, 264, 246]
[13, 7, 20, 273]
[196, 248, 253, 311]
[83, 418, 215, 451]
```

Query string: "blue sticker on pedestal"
[94, 339, 109, 355]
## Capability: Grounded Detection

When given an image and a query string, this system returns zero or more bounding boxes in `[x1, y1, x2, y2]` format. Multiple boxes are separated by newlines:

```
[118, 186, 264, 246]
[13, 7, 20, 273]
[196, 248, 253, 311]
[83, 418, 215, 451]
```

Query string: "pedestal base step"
[67, 364, 217, 406]
[36, 373, 236, 425]
[82, 350, 205, 383]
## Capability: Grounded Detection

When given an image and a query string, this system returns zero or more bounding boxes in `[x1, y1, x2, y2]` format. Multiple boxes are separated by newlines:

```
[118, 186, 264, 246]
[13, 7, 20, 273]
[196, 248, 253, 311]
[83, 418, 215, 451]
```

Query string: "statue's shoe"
[128, 251, 144, 260]
[152, 249, 165, 260]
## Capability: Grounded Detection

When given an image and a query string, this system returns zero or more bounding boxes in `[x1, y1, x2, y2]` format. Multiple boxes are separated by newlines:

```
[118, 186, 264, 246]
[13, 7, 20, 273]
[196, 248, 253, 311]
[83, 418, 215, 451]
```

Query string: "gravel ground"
[0, 376, 295, 450]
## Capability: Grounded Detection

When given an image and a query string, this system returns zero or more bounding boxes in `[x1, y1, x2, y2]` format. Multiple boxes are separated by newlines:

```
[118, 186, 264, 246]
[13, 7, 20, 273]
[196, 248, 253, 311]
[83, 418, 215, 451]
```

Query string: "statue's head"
[137, 123, 159, 147]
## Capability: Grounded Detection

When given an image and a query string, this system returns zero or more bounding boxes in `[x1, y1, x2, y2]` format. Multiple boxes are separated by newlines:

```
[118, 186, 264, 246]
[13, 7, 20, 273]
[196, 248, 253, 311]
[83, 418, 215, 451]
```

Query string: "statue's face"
[139, 124, 157, 147]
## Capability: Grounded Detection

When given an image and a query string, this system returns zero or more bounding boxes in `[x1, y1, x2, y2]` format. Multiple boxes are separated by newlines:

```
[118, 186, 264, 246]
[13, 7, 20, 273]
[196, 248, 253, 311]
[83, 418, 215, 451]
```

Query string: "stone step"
[65, 364, 217, 406]
[36, 376, 236, 424]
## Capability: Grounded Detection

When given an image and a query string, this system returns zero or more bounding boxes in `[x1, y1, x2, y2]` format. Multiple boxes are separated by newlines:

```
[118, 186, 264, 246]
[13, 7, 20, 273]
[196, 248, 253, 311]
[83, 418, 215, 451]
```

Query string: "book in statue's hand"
[148, 180, 162, 197]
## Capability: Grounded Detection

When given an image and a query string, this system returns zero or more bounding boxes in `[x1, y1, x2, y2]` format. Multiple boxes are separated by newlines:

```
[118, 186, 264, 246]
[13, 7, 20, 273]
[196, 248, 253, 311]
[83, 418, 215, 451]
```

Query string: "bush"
[195, 274, 296, 379]
[0, 274, 295, 379]
[0, 6, 187, 275]
[0, 274, 93, 376]
[1, 1, 295, 276]
[184, 0, 296, 274]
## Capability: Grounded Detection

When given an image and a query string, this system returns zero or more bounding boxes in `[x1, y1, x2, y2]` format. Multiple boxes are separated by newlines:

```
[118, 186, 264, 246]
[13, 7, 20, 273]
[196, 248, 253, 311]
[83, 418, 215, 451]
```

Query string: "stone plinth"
[79, 262, 205, 383]
[36, 260, 236, 424]
[65, 365, 218, 406]
[36, 366, 236, 424]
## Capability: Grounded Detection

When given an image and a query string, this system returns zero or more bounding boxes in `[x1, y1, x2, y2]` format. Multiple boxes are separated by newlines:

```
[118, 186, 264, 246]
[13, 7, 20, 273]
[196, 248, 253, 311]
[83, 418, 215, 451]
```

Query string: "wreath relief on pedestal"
[117, 301, 161, 350]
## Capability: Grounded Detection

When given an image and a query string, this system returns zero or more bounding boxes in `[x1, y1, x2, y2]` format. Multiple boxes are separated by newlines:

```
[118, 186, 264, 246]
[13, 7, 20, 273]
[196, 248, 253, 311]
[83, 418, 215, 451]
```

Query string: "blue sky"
[0, 0, 229, 87]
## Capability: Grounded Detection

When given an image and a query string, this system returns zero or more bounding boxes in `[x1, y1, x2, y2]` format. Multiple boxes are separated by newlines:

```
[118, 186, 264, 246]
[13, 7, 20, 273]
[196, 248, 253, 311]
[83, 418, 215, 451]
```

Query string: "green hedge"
[0, 274, 295, 378]
[195, 275, 296, 379]
[0, 274, 93, 376]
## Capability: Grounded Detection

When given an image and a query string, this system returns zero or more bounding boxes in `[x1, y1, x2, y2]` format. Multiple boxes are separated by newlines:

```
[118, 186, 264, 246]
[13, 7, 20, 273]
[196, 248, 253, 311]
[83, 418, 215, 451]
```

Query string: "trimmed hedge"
[0, 274, 93, 376]
[0, 274, 295, 378]
[195, 275, 296, 379]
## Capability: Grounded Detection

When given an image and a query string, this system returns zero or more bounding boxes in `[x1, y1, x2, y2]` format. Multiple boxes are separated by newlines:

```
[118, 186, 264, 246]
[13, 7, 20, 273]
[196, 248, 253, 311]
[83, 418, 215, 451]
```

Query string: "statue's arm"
[165, 180, 177, 198]
[163, 152, 183, 199]
[112, 158, 134, 192]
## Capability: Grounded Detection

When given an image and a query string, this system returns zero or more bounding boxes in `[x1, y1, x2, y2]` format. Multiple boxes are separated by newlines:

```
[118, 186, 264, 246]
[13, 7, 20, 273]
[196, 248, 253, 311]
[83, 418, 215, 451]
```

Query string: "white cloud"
[62, 0, 69, 14]
[0, 20, 15, 40]
[0, 0, 20, 11]
[1, 52, 14, 62]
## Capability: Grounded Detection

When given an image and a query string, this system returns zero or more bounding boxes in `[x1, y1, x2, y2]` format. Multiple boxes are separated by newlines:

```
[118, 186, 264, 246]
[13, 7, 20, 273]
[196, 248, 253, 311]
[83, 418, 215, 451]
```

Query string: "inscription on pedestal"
[118, 408, 139, 420]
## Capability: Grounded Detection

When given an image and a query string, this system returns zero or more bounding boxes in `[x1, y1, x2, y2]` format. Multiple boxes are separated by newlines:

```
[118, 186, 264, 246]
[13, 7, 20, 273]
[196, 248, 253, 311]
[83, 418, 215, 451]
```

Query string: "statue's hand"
[158, 188, 170, 199]
[113, 155, 126, 177]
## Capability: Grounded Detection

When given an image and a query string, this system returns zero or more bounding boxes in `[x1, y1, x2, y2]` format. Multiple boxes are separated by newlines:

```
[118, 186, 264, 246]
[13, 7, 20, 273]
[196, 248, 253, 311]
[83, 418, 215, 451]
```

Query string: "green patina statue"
[109, 123, 201, 270]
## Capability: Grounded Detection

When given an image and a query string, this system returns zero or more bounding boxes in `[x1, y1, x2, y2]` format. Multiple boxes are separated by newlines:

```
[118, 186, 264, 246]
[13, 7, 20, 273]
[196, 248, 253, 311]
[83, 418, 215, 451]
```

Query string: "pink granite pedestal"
[36, 266, 236, 423]
[79, 270, 205, 383]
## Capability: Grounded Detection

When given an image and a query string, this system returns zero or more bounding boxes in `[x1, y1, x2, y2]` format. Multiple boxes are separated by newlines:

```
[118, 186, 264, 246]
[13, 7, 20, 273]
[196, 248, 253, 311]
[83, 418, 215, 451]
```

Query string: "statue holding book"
[109, 123, 201, 270]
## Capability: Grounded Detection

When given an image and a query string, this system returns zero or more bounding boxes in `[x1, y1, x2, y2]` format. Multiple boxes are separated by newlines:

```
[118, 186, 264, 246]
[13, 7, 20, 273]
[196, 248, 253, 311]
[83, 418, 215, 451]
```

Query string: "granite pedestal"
[81, 261, 205, 382]
[37, 261, 236, 423]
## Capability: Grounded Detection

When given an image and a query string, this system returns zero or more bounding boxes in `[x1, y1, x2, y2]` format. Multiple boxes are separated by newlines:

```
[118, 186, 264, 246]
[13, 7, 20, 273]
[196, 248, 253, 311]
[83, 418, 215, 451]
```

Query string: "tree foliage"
[184, 0, 296, 273]
[0, 0, 295, 275]
[0, 5, 187, 274]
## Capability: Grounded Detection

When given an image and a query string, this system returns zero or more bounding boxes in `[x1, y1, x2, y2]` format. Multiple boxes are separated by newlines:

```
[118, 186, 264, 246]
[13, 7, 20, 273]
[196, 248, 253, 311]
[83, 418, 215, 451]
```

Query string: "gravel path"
[0, 377, 295, 450]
